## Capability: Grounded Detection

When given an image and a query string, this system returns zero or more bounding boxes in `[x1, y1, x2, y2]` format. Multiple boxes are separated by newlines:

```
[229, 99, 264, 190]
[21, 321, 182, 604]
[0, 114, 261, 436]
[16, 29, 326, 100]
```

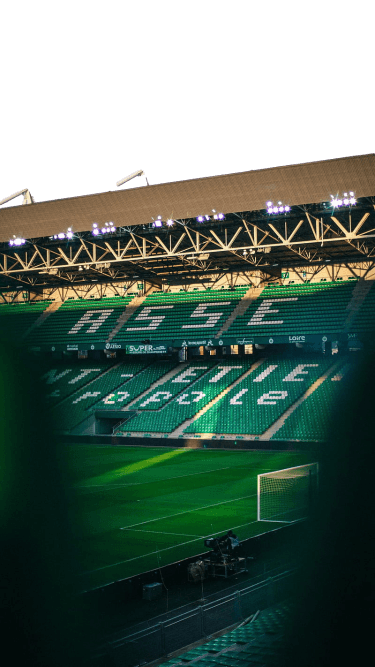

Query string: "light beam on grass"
[81, 448, 187, 487]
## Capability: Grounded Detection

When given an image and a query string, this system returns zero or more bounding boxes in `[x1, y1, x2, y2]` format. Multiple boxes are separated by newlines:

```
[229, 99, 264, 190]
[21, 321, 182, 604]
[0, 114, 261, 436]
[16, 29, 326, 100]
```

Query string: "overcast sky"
[1, 0, 373, 208]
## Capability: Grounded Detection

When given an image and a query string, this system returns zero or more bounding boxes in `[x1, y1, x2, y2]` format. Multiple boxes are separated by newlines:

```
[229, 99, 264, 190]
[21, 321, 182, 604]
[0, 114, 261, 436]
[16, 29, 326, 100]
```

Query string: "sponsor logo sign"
[288, 335, 306, 342]
[126, 344, 167, 354]
[105, 343, 122, 350]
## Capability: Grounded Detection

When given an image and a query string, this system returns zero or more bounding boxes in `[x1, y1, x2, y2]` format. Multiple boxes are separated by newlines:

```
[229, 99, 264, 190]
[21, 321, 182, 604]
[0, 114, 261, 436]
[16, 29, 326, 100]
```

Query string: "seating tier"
[272, 359, 353, 441]
[26, 296, 133, 346]
[117, 360, 252, 434]
[185, 356, 333, 436]
[112, 287, 248, 343]
[0, 300, 52, 341]
[50, 360, 175, 430]
[225, 281, 356, 338]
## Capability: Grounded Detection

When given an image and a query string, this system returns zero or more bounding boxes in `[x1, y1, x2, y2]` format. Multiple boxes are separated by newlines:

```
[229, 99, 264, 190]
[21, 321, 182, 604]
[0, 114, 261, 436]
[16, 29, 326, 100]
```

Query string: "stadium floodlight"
[257, 463, 319, 523]
[166, 219, 174, 226]
[152, 216, 163, 227]
[266, 201, 290, 215]
[116, 169, 148, 188]
[0, 188, 33, 207]
[213, 212, 225, 220]
[92, 222, 116, 236]
[330, 192, 356, 208]
[53, 227, 75, 240]
[9, 236, 26, 247]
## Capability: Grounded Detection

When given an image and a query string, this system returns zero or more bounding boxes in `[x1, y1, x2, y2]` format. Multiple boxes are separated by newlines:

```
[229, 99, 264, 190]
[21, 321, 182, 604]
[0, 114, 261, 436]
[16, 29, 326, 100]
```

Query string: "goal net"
[257, 463, 319, 523]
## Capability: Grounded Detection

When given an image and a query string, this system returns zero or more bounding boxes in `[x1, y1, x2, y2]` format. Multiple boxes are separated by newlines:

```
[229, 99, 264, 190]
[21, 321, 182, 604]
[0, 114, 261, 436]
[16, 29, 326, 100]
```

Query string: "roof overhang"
[1, 154, 374, 243]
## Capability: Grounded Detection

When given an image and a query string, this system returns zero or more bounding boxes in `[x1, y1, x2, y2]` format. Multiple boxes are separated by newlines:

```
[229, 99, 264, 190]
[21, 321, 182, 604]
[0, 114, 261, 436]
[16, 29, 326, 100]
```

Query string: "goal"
[257, 463, 319, 523]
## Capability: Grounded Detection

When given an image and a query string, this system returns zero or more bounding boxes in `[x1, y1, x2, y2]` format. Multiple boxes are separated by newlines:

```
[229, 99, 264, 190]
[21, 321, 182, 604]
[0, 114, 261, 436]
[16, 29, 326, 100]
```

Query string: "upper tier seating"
[348, 281, 375, 333]
[225, 280, 357, 339]
[112, 287, 249, 343]
[0, 300, 52, 342]
[26, 295, 133, 346]
[272, 359, 352, 442]
[184, 356, 333, 436]
[117, 360, 252, 434]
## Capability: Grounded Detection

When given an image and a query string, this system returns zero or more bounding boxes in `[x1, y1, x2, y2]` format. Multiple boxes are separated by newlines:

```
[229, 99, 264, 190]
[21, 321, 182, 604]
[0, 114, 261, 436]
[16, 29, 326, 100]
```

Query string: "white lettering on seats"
[68, 310, 114, 335]
[252, 365, 278, 382]
[182, 303, 230, 329]
[103, 391, 130, 405]
[43, 369, 72, 384]
[230, 388, 249, 405]
[247, 298, 298, 326]
[68, 369, 101, 384]
[176, 391, 206, 405]
[257, 390, 288, 405]
[140, 391, 173, 407]
[126, 306, 174, 331]
[209, 366, 242, 383]
[72, 391, 101, 404]
[282, 364, 319, 382]
[121, 374, 134, 378]
[172, 366, 208, 383]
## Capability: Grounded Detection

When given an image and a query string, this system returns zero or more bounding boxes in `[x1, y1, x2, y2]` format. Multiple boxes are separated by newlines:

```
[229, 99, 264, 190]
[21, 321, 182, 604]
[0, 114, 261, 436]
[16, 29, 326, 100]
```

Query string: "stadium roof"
[1, 154, 375, 243]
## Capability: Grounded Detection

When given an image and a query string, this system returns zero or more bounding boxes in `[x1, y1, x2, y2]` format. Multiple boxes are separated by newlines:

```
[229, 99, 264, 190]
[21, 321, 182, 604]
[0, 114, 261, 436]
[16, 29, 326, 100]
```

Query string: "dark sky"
[1, 1, 373, 206]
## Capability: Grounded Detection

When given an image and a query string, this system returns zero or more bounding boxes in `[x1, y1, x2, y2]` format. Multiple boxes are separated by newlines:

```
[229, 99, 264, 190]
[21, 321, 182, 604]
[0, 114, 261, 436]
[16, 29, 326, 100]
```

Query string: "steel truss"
[1, 200, 375, 290]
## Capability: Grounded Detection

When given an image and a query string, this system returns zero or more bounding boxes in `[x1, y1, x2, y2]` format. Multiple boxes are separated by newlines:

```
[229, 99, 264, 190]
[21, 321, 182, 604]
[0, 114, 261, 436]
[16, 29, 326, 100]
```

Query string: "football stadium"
[1, 154, 374, 666]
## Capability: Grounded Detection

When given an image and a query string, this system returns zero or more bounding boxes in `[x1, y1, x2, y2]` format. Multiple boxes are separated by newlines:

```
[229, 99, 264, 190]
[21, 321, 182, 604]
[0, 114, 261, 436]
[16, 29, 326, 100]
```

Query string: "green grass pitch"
[68, 445, 314, 590]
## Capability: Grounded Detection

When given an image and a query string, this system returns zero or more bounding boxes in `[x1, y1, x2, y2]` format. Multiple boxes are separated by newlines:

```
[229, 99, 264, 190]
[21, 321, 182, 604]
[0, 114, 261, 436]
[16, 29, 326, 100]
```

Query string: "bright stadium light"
[92, 222, 116, 236]
[9, 236, 26, 247]
[152, 216, 163, 228]
[116, 169, 149, 187]
[330, 192, 356, 208]
[166, 219, 174, 226]
[267, 201, 290, 215]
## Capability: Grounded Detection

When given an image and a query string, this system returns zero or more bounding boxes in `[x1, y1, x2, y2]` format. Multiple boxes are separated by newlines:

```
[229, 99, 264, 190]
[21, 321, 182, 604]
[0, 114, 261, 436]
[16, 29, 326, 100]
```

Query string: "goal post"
[257, 463, 319, 523]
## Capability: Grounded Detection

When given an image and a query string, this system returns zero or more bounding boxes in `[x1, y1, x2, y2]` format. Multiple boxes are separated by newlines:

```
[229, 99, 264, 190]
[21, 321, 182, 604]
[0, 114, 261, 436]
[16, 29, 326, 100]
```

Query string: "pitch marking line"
[126, 529, 204, 538]
[119, 492, 257, 531]
[84, 516, 265, 575]
[75, 465, 235, 488]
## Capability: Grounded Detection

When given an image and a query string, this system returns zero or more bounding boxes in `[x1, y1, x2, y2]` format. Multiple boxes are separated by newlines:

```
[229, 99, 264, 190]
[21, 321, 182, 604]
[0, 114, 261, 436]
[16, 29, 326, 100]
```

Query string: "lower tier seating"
[51, 360, 175, 431]
[42, 362, 112, 406]
[271, 359, 353, 441]
[184, 356, 333, 436]
[158, 602, 292, 667]
[117, 360, 252, 434]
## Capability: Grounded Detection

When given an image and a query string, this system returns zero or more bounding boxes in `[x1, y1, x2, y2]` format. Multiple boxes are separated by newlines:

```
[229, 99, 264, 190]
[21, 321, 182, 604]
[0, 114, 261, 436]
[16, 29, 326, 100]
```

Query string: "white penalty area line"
[120, 492, 257, 531]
